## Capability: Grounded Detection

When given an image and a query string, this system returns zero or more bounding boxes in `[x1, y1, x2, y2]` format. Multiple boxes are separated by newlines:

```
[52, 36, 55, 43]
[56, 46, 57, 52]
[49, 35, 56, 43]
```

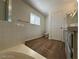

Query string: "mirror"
[66, 10, 78, 27]
[0, 0, 12, 22]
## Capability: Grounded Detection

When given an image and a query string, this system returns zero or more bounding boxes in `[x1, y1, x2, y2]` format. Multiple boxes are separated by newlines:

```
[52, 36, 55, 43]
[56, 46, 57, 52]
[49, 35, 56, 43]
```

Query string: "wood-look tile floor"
[25, 37, 66, 59]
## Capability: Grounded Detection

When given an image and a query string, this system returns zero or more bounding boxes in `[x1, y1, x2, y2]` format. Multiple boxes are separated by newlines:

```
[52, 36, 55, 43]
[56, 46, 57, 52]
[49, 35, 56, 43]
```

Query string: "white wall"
[12, 0, 46, 38]
[0, 0, 45, 51]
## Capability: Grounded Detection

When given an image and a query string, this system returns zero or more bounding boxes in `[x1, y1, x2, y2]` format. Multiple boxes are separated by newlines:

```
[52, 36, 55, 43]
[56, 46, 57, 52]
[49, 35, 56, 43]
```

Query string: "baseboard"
[48, 38, 65, 43]
[25, 35, 43, 41]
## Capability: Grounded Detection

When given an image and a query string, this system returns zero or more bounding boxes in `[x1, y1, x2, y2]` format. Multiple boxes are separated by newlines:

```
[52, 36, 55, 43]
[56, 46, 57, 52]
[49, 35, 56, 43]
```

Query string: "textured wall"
[0, 0, 45, 51]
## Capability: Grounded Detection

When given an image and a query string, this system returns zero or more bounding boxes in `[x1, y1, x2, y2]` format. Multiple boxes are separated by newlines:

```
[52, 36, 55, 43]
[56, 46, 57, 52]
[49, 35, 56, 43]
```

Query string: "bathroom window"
[30, 13, 40, 25]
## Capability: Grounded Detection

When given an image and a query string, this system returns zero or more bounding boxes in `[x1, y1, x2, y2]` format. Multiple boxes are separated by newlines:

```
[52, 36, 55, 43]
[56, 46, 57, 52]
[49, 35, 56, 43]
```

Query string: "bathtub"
[0, 44, 46, 59]
[0, 51, 34, 59]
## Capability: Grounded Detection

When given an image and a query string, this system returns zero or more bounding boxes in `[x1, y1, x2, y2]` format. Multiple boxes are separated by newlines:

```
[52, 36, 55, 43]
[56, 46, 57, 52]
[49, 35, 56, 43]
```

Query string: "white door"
[50, 11, 67, 41]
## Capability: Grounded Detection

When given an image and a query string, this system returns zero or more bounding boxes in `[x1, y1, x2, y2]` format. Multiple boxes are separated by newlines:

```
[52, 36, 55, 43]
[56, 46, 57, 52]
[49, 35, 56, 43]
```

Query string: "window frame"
[30, 13, 40, 25]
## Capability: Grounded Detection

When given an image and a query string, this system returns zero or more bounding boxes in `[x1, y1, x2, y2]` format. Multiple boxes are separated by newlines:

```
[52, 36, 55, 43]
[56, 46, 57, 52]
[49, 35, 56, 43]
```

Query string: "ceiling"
[24, 0, 77, 16]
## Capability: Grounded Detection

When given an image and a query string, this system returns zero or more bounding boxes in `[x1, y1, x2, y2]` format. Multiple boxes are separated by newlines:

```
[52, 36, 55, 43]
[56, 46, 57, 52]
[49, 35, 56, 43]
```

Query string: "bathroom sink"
[0, 51, 34, 59]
